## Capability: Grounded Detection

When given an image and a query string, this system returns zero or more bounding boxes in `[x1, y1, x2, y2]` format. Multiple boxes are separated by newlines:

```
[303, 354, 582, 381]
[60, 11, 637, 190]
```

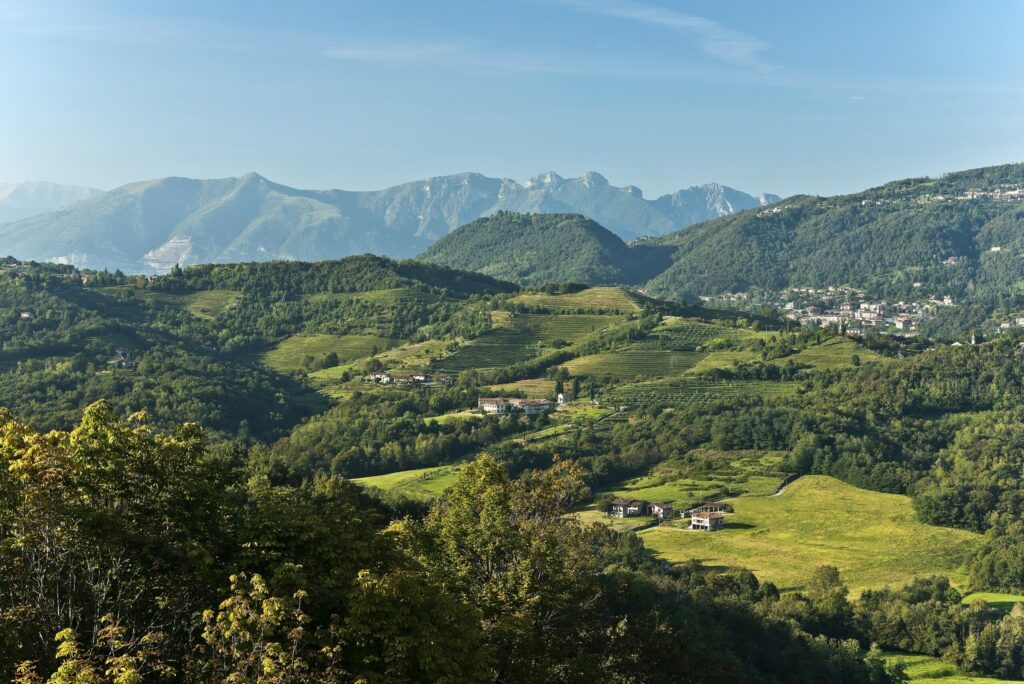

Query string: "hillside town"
[701, 285, 953, 335]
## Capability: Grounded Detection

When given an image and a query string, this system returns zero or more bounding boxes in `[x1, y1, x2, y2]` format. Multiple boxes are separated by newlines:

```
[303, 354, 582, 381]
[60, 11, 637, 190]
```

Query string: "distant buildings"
[367, 371, 453, 386]
[18, 310, 34, 320]
[609, 498, 674, 520]
[478, 397, 554, 415]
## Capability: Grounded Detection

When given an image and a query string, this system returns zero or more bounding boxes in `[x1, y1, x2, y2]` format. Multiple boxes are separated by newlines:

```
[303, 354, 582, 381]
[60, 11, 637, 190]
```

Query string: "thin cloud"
[544, 0, 772, 71]
[322, 42, 674, 77]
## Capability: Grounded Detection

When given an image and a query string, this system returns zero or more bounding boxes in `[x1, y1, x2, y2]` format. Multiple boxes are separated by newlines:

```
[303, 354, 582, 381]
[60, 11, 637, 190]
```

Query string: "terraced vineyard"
[483, 378, 557, 398]
[604, 376, 800, 407]
[509, 287, 641, 313]
[564, 349, 706, 379]
[632, 318, 756, 351]
[434, 312, 624, 371]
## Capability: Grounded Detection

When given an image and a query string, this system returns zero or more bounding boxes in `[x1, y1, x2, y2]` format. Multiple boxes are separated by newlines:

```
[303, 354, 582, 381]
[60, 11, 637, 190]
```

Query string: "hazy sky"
[2, 0, 1023, 197]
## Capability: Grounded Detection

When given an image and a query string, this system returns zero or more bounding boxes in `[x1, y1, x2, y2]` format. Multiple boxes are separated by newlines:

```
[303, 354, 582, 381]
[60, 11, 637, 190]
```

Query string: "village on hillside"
[701, 286, 950, 336]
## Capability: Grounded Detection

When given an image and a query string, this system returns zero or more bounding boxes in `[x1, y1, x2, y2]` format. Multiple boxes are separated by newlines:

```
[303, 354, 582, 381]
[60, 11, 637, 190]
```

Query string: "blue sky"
[2, 0, 1022, 198]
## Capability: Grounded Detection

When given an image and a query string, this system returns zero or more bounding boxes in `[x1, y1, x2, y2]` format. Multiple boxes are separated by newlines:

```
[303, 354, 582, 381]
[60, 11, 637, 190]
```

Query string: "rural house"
[691, 511, 725, 531]
[648, 502, 674, 520]
[610, 498, 648, 518]
[609, 499, 674, 519]
[686, 501, 732, 516]
[478, 397, 554, 415]
[478, 398, 513, 414]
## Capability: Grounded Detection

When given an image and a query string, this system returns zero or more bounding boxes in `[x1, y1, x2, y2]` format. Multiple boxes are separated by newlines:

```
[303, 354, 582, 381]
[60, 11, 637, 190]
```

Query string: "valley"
[5, 245, 1024, 682]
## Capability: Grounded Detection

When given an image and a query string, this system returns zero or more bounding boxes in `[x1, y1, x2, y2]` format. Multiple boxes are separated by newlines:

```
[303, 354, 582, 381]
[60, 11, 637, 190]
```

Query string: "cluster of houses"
[859, 184, 1024, 207]
[704, 286, 947, 336]
[789, 300, 929, 335]
[478, 397, 555, 415]
[608, 498, 733, 531]
[366, 371, 453, 386]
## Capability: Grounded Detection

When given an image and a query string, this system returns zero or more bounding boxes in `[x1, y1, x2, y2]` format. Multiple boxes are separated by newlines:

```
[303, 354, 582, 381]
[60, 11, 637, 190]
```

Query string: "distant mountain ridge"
[0, 171, 776, 273]
[0, 181, 103, 223]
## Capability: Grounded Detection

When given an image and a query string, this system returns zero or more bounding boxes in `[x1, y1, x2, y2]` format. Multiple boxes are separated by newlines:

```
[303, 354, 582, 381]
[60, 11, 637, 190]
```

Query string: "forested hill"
[0, 255, 514, 438]
[419, 212, 673, 285]
[644, 162, 1024, 303]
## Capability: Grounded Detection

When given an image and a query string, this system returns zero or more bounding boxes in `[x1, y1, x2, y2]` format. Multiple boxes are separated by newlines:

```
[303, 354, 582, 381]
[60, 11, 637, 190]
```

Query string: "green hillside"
[641, 476, 980, 594]
[645, 163, 1024, 305]
[419, 212, 672, 285]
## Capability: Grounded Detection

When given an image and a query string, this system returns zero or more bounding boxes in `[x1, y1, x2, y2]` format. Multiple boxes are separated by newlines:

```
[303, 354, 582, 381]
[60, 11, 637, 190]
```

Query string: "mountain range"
[0, 181, 103, 223]
[422, 163, 1024, 318]
[0, 171, 777, 273]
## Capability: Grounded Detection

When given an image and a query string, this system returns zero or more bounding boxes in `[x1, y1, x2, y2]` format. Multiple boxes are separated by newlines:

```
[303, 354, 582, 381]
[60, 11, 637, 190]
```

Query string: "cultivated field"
[885, 653, 1024, 683]
[483, 378, 557, 398]
[633, 318, 755, 351]
[185, 289, 241, 319]
[640, 475, 980, 595]
[352, 464, 462, 500]
[434, 312, 624, 371]
[603, 377, 800, 407]
[509, 287, 641, 313]
[564, 349, 705, 379]
[780, 337, 883, 370]
[262, 334, 399, 372]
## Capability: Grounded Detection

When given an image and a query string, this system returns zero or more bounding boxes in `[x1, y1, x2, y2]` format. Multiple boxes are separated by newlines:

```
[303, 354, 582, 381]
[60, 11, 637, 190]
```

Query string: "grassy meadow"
[640, 476, 980, 595]
[885, 653, 1024, 683]
[352, 464, 462, 500]
[262, 334, 399, 373]
[599, 451, 786, 509]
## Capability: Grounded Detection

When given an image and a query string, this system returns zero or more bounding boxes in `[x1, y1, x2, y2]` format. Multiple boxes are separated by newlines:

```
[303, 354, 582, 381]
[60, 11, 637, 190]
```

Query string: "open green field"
[640, 476, 980, 595]
[434, 312, 624, 371]
[780, 337, 882, 370]
[95, 286, 241, 320]
[352, 464, 462, 500]
[509, 287, 641, 313]
[185, 289, 240, 320]
[602, 451, 786, 509]
[573, 509, 657, 533]
[604, 377, 800, 408]
[565, 349, 705, 379]
[885, 653, 1024, 683]
[962, 592, 1024, 614]
[425, 410, 483, 426]
[262, 334, 399, 373]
